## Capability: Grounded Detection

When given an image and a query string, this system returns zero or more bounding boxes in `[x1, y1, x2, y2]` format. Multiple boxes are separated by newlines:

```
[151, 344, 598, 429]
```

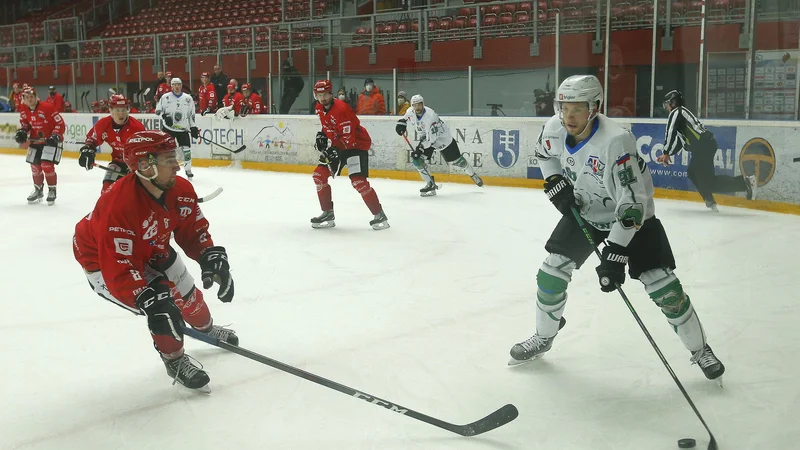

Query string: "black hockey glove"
[78, 145, 96, 170]
[135, 278, 185, 340]
[15, 129, 28, 144]
[45, 134, 62, 148]
[321, 146, 340, 177]
[544, 174, 577, 216]
[315, 131, 328, 153]
[162, 113, 173, 127]
[411, 140, 426, 160]
[239, 103, 250, 117]
[395, 119, 407, 136]
[190, 127, 199, 139]
[201, 108, 210, 116]
[200, 246, 234, 303]
[596, 241, 629, 293]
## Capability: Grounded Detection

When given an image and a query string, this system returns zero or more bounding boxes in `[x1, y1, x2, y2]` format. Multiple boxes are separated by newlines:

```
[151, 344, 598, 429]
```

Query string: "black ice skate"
[200, 323, 239, 345]
[162, 353, 210, 390]
[470, 173, 484, 187]
[691, 344, 725, 385]
[311, 209, 336, 229]
[745, 175, 757, 200]
[508, 317, 566, 366]
[370, 209, 390, 230]
[27, 185, 43, 204]
[186, 170, 194, 180]
[420, 177, 439, 197]
[46, 186, 57, 206]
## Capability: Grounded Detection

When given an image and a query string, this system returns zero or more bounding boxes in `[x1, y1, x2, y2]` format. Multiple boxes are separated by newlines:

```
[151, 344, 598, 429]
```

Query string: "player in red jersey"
[15, 87, 65, 205]
[10, 83, 23, 111]
[311, 79, 388, 230]
[79, 94, 146, 193]
[221, 83, 244, 116]
[239, 83, 264, 116]
[155, 71, 172, 102]
[72, 130, 237, 391]
[197, 72, 217, 115]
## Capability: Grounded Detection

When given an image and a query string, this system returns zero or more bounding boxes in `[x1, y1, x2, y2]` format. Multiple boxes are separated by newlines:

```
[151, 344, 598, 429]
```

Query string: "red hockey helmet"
[12, 82, 19, 88]
[22, 86, 36, 96]
[123, 130, 179, 172]
[314, 79, 333, 94]
[109, 94, 130, 107]
[166, 71, 173, 79]
[227, 83, 235, 91]
[241, 83, 251, 91]
[200, 72, 210, 78]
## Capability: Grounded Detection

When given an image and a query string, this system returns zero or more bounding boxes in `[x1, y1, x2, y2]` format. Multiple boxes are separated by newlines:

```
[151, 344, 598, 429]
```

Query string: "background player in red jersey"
[221, 83, 244, 116]
[239, 83, 264, 116]
[155, 71, 172, 102]
[72, 130, 237, 391]
[197, 72, 217, 116]
[311, 79, 388, 230]
[15, 87, 65, 205]
[10, 82, 23, 111]
[79, 94, 146, 193]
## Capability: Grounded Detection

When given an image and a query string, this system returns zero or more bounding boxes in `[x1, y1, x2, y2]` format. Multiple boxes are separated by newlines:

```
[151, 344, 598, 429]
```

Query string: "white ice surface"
[1, 154, 798, 450]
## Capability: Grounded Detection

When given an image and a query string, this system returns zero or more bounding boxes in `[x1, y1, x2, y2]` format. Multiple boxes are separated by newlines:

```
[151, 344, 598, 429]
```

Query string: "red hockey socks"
[351, 176, 381, 214]
[313, 165, 334, 211]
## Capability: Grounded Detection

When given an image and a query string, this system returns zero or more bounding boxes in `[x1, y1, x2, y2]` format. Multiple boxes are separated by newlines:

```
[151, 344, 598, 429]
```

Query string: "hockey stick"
[183, 326, 518, 436]
[198, 135, 246, 154]
[793, 157, 800, 162]
[89, 163, 222, 203]
[569, 207, 718, 450]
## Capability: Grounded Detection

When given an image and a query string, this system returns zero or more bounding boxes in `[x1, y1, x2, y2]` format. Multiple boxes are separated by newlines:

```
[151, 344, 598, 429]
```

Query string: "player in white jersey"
[156, 77, 199, 179]
[508, 75, 724, 382]
[395, 95, 483, 196]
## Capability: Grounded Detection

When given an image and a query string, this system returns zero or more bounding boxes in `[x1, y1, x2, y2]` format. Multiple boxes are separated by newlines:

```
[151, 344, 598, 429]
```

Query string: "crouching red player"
[73, 130, 237, 391]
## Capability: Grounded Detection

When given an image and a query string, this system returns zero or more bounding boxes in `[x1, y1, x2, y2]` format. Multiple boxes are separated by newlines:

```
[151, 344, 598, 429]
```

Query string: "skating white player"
[395, 95, 483, 196]
[156, 77, 198, 179]
[509, 75, 725, 382]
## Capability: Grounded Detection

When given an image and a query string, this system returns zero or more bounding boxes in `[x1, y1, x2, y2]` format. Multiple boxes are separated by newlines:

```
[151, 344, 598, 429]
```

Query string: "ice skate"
[420, 177, 438, 197]
[691, 344, 725, 386]
[311, 209, 335, 229]
[46, 186, 57, 206]
[200, 323, 239, 345]
[369, 209, 390, 230]
[185, 170, 194, 180]
[470, 173, 484, 187]
[705, 200, 719, 212]
[745, 175, 757, 200]
[508, 316, 566, 366]
[27, 185, 43, 204]
[161, 353, 211, 391]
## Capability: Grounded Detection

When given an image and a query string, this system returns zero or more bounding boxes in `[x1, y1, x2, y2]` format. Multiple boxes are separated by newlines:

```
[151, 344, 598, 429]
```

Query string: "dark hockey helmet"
[664, 90, 683, 109]
[124, 130, 180, 172]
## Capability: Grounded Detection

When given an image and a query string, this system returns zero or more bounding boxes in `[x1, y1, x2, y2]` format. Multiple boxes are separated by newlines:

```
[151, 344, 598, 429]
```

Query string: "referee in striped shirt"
[656, 90, 757, 211]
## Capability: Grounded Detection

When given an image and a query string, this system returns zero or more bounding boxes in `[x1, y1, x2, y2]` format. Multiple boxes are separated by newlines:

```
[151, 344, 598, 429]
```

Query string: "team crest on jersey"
[567, 157, 575, 166]
[585, 155, 605, 177]
[179, 206, 192, 218]
[174, 111, 183, 123]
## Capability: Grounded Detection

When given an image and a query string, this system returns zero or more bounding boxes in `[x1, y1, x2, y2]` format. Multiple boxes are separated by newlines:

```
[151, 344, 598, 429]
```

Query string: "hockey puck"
[678, 438, 696, 448]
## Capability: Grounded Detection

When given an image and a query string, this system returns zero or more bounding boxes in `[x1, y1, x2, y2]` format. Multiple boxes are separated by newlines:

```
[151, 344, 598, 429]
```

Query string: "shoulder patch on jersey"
[615, 154, 630, 166]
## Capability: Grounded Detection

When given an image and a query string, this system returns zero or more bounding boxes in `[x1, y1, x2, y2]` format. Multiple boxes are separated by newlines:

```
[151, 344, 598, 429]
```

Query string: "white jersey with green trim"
[535, 114, 656, 247]
[155, 92, 196, 132]
[402, 106, 453, 151]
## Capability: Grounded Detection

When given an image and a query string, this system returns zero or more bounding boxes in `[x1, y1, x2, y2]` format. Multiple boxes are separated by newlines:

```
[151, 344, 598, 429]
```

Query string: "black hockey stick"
[793, 157, 800, 162]
[199, 135, 246, 154]
[183, 326, 518, 436]
[569, 207, 718, 450]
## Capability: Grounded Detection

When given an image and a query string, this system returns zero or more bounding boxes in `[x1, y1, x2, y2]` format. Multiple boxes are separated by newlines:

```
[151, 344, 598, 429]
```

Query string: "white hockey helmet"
[410, 94, 424, 105]
[171, 77, 183, 85]
[555, 75, 603, 124]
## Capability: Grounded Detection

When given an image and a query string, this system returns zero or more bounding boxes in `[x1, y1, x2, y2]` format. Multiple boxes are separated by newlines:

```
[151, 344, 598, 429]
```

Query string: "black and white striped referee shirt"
[663, 106, 709, 156]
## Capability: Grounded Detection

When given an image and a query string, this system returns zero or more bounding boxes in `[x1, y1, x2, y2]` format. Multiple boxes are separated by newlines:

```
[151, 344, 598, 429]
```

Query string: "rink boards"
[1, 113, 799, 212]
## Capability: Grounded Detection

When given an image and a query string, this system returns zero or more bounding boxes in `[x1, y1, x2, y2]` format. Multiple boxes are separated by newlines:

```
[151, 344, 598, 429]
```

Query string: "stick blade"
[451, 404, 518, 437]
[198, 187, 224, 203]
[233, 145, 247, 153]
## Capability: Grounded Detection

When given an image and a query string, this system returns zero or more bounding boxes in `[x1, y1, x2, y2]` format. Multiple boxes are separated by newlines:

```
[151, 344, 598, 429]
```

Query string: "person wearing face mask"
[356, 78, 386, 115]
[45, 86, 65, 113]
[336, 87, 351, 107]
[396, 91, 410, 115]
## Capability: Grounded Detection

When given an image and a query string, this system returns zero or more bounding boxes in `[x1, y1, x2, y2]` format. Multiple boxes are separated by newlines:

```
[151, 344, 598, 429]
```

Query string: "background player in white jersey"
[509, 75, 724, 382]
[395, 95, 483, 196]
[156, 77, 199, 179]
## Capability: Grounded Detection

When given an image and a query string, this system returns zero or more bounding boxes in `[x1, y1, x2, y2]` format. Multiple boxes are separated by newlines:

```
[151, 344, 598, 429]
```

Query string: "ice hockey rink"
[1, 153, 798, 450]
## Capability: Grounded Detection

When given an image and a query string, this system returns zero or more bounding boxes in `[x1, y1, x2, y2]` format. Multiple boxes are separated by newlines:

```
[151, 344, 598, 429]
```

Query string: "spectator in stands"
[396, 90, 410, 115]
[10, 83, 23, 112]
[336, 87, 352, 109]
[280, 59, 304, 114]
[211, 65, 228, 108]
[356, 78, 386, 115]
[45, 86, 65, 112]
